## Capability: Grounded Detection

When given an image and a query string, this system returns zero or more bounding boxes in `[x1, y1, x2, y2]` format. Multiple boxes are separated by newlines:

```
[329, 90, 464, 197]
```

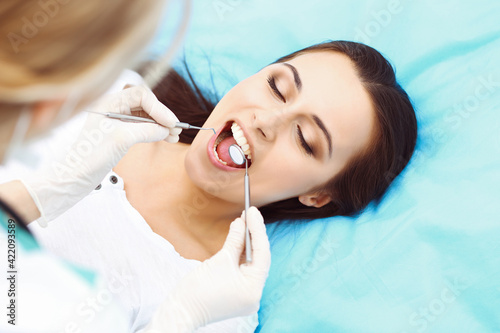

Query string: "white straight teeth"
[231, 122, 252, 160]
[213, 147, 227, 165]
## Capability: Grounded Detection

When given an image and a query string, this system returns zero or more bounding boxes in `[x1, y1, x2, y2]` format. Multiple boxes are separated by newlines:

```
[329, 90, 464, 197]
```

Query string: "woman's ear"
[298, 192, 332, 208]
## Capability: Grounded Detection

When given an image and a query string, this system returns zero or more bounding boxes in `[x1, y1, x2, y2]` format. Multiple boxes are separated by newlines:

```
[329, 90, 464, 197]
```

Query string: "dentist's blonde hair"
[0, 0, 164, 106]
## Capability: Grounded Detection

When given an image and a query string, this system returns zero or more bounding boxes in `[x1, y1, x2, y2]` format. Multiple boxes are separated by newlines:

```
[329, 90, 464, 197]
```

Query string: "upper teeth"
[231, 122, 252, 160]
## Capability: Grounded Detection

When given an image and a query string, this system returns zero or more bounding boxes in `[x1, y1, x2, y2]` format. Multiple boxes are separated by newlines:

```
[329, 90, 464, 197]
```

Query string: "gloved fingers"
[242, 207, 271, 273]
[124, 85, 180, 129]
[164, 134, 180, 144]
[221, 217, 246, 263]
[170, 127, 183, 136]
[121, 122, 171, 144]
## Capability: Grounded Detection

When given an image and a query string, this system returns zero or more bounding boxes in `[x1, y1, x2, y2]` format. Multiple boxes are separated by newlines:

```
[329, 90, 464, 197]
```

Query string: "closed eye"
[297, 125, 314, 156]
[267, 75, 286, 103]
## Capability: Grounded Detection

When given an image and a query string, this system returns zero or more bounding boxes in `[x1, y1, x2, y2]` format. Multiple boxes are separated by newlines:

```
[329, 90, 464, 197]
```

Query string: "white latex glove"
[144, 206, 271, 333]
[23, 85, 181, 226]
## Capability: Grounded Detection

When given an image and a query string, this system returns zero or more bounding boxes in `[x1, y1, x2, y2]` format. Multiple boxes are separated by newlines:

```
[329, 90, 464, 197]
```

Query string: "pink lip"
[207, 120, 254, 172]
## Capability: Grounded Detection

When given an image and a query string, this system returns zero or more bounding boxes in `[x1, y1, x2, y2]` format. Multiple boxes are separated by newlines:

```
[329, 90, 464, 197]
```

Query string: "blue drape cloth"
[149, 1, 500, 331]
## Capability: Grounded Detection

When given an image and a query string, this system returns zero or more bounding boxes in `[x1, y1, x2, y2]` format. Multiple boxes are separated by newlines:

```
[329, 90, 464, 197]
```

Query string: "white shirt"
[0, 210, 130, 333]
[0, 70, 257, 332]
[28, 170, 257, 332]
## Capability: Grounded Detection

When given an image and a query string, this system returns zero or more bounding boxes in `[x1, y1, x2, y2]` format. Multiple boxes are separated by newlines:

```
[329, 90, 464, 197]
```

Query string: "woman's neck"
[114, 141, 243, 256]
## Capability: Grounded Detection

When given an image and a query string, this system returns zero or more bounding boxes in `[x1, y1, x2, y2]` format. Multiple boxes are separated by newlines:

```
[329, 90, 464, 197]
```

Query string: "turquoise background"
[149, 0, 500, 331]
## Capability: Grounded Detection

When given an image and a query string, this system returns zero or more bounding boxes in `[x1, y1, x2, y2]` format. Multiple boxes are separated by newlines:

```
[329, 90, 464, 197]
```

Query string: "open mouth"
[212, 121, 252, 169]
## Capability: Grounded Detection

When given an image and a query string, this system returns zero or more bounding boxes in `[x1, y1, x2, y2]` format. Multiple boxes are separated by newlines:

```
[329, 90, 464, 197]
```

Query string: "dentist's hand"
[23, 85, 181, 225]
[144, 207, 271, 333]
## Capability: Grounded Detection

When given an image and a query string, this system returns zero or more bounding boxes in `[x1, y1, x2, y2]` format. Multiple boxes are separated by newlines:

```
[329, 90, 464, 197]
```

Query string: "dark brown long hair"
[153, 41, 417, 223]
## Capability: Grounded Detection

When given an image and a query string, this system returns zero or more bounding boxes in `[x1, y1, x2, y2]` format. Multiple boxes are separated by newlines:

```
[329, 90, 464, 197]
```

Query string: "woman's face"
[185, 51, 375, 208]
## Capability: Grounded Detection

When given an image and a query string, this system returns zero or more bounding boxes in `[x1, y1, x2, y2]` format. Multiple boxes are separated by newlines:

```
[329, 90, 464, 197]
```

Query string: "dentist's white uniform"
[0, 70, 146, 333]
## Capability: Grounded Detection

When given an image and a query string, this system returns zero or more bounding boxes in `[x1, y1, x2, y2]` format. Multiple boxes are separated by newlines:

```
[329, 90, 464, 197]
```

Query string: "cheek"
[249, 147, 325, 206]
[206, 77, 266, 120]
[250, 166, 320, 207]
[184, 145, 248, 203]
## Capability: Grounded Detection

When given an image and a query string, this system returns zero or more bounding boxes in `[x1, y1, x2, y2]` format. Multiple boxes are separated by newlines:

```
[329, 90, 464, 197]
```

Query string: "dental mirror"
[229, 144, 252, 263]
[229, 144, 246, 166]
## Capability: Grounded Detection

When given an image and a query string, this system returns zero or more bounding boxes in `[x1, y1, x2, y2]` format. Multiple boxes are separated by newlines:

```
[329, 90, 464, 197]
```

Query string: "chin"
[184, 145, 224, 196]
[186, 148, 250, 206]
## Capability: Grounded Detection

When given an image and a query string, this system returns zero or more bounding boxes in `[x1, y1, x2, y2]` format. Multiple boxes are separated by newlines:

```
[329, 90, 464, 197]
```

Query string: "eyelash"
[296, 125, 314, 156]
[267, 75, 313, 156]
[267, 75, 286, 103]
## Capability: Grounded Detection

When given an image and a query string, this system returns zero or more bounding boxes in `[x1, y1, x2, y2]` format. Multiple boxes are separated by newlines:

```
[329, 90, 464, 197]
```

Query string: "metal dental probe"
[85, 111, 216, 134]
[86, 110, 248, 258]
[228, 144, 252, 263]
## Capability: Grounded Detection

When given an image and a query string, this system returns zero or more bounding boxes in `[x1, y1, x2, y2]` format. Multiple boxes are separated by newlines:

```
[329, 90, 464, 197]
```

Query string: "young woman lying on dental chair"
[21, 41, 418, 332]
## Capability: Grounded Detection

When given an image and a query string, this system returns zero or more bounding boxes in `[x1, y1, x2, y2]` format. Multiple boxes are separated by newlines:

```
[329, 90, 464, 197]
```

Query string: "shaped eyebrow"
[312, 115, 333, 158]
[280, 63, 331, 158]
[283, 63, 302, 92]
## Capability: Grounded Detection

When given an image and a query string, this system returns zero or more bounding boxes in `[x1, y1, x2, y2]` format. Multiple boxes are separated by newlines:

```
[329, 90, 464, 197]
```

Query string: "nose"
[252, 107, 286, 142]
